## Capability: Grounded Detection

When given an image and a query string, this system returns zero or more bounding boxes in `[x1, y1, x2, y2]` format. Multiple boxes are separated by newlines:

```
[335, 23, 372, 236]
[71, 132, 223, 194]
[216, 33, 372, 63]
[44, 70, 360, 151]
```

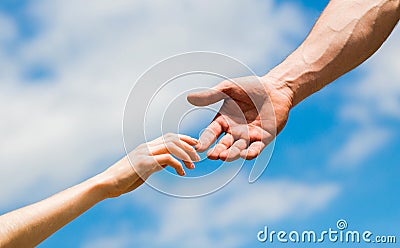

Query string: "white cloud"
[330, 125, 391, 168]
[0, 0, 309, 209]
[82, 176, 340, 248]
[352, 27, 400, 119]
[82, 227, 133, 248]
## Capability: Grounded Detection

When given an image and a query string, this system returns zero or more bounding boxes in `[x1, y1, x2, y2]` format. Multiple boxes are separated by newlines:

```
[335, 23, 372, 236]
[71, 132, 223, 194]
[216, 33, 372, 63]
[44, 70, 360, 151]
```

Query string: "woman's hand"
[97, 133, 200, 198]
[0, 133, 198, 247]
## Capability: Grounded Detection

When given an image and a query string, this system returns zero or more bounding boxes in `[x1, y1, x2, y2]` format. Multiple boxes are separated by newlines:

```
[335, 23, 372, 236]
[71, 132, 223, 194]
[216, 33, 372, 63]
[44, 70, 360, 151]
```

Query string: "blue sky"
[0, 0, 399, 247]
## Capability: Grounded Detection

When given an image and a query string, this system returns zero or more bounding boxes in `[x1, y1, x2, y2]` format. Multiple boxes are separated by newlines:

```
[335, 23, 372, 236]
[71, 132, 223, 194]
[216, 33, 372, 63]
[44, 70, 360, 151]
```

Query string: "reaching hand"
[99, 133, 199, 198]
[187, 76, 293, 161]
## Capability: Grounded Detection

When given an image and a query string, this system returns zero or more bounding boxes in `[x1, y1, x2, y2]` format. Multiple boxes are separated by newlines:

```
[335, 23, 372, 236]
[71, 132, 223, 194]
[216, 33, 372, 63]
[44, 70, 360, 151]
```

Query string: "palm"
[188, 76, 291, 161]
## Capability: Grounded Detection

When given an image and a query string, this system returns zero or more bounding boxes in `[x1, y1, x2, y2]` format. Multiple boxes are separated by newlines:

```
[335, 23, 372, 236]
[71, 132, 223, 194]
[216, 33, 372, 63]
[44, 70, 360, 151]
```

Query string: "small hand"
[187, 76, 292, 161]
[99, 133, 199, 198]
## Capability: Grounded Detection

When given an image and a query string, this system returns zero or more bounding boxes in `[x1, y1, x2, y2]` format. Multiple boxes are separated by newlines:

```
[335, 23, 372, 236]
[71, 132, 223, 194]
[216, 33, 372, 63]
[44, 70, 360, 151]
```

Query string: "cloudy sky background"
[0, 0, 399, 247]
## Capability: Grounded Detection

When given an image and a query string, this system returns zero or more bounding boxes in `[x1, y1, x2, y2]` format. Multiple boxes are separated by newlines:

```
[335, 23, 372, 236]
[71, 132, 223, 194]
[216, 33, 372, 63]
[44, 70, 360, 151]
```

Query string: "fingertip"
[221, 154, 237, 162]
[219, 156, 231, 162]
[183, 161, 195, 170]
[188, 137, 199, 145]
[205, 147, 214, 158]
[240, 150, 257, 160]
[207, 154, 218, 160]
[187, 88, 225, 106]
[186, 93, 197, 105]
[196, 145, 208, 153]
[178, 135, 198, 146]
[194, 153, 201, 162]
[223, 146, 242, 161]
[178, 167, 186, 176]
[246, 155, 257, 160]
[218, 151, 229, 161]
[186, 92, 207, 106]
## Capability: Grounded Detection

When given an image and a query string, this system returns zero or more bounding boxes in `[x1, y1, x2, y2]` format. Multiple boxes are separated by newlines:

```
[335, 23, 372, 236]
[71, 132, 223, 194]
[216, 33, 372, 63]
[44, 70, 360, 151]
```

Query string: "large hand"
[187, 76, 293, 161]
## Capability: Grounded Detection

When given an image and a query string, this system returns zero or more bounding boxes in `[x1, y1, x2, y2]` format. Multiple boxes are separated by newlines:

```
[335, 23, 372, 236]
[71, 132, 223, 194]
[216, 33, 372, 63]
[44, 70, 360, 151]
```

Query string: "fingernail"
[195, 154, 201, 161]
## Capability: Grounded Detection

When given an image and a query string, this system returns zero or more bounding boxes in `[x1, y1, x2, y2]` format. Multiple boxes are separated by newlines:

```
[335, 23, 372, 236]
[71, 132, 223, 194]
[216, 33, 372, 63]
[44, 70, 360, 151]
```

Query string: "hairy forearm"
[0, 176, 109, 247]
[266, 0, 400, 106]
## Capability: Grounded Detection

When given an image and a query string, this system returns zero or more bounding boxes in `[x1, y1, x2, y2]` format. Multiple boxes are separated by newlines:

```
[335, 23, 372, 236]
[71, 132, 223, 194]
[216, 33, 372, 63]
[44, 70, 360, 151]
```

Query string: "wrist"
[93, 157, 145, 199]
[87, 173, 115, 201]
[264, 51, 316, 107]
[260, 74, 294, 110]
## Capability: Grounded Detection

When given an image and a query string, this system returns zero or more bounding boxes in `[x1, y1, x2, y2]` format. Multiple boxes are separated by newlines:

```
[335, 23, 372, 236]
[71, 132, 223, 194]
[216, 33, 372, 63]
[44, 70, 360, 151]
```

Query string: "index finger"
[178, 134, 198, 146]
[239, 141, 266, 160]
[197, 115, 225, 152]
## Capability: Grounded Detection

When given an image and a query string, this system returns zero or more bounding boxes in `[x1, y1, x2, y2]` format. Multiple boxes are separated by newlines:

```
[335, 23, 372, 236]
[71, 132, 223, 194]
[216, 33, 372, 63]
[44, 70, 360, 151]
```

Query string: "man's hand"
[187, 76, 293, 161]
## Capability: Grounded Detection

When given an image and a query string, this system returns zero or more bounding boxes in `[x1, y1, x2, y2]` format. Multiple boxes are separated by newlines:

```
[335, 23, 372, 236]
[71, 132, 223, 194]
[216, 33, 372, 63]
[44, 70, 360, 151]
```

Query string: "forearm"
[0, 175, 109, 247]
[266, 0, 400, 106]
[0, 135, 195, 247]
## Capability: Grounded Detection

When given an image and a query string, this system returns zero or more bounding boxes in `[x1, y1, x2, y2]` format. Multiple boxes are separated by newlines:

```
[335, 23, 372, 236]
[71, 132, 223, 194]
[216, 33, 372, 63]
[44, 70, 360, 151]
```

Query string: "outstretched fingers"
[148, 133, 200, 174]
[220, 139, 248, 161]
[150, 143, 194, 169]
[239, 141, 266, 160]
[153, 154, 186, 176]
[206, 133, 234, 160]
[178, 134, 198, 146]
[174, 136, 200, 162]
[196, 115, 225, 152]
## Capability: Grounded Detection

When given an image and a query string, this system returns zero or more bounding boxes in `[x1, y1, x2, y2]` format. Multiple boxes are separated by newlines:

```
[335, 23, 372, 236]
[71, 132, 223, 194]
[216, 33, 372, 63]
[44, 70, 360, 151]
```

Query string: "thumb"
[187, 85, 227, 107]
